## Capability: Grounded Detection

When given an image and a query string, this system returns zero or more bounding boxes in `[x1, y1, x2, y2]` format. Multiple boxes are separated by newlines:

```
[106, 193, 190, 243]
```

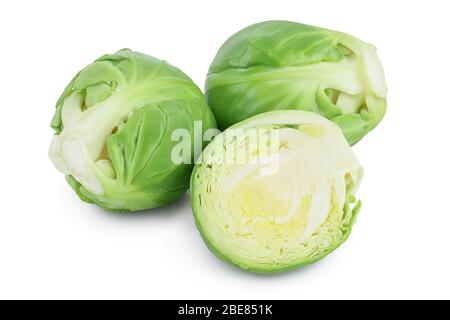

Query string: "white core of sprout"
[300, 178, 332, 241]
[329, 43, 386, 113]
[336, 93, 364, 114]
[223, 126, 358, 239]
[49, 88, 136, 195]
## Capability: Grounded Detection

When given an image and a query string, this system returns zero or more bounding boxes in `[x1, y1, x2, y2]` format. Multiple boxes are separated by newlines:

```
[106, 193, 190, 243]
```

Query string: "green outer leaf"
[205, 20, 387, 145]
[51, 50, 217, 212]
[92, 100, 214, 211]
[208, 21, 345, 73]
[65, 175, 95, 205]
[51, 73, 79, 134]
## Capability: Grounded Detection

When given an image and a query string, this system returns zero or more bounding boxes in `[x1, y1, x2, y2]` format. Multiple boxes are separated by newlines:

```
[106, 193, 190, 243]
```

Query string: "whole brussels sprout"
[191, 110, 363, 273]
[50, 49, 216, 212]
[206, 21, 387, 145]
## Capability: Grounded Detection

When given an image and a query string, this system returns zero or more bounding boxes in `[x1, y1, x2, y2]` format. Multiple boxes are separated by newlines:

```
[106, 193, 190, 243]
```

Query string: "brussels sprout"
[191, 110, 363, 273]
[50, 49, 216, 212]
[206, 21, 387, 145]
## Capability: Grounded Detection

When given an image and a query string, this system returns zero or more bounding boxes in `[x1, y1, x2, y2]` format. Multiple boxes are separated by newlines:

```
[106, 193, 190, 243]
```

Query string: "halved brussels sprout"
[206, 20, 387, 145]
[50, 49, 216, 212]
[191, 111, 363, 273]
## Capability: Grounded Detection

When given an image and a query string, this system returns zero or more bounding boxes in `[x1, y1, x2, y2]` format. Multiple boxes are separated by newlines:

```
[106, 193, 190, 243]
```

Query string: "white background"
[0, 0, 449, 300]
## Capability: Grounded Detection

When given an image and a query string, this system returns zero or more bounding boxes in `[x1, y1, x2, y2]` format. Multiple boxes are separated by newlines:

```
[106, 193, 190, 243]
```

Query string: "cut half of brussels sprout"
[190, 110, 363, 273]
[49, 49, 216, 212]
[206, 20, 387, 145]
